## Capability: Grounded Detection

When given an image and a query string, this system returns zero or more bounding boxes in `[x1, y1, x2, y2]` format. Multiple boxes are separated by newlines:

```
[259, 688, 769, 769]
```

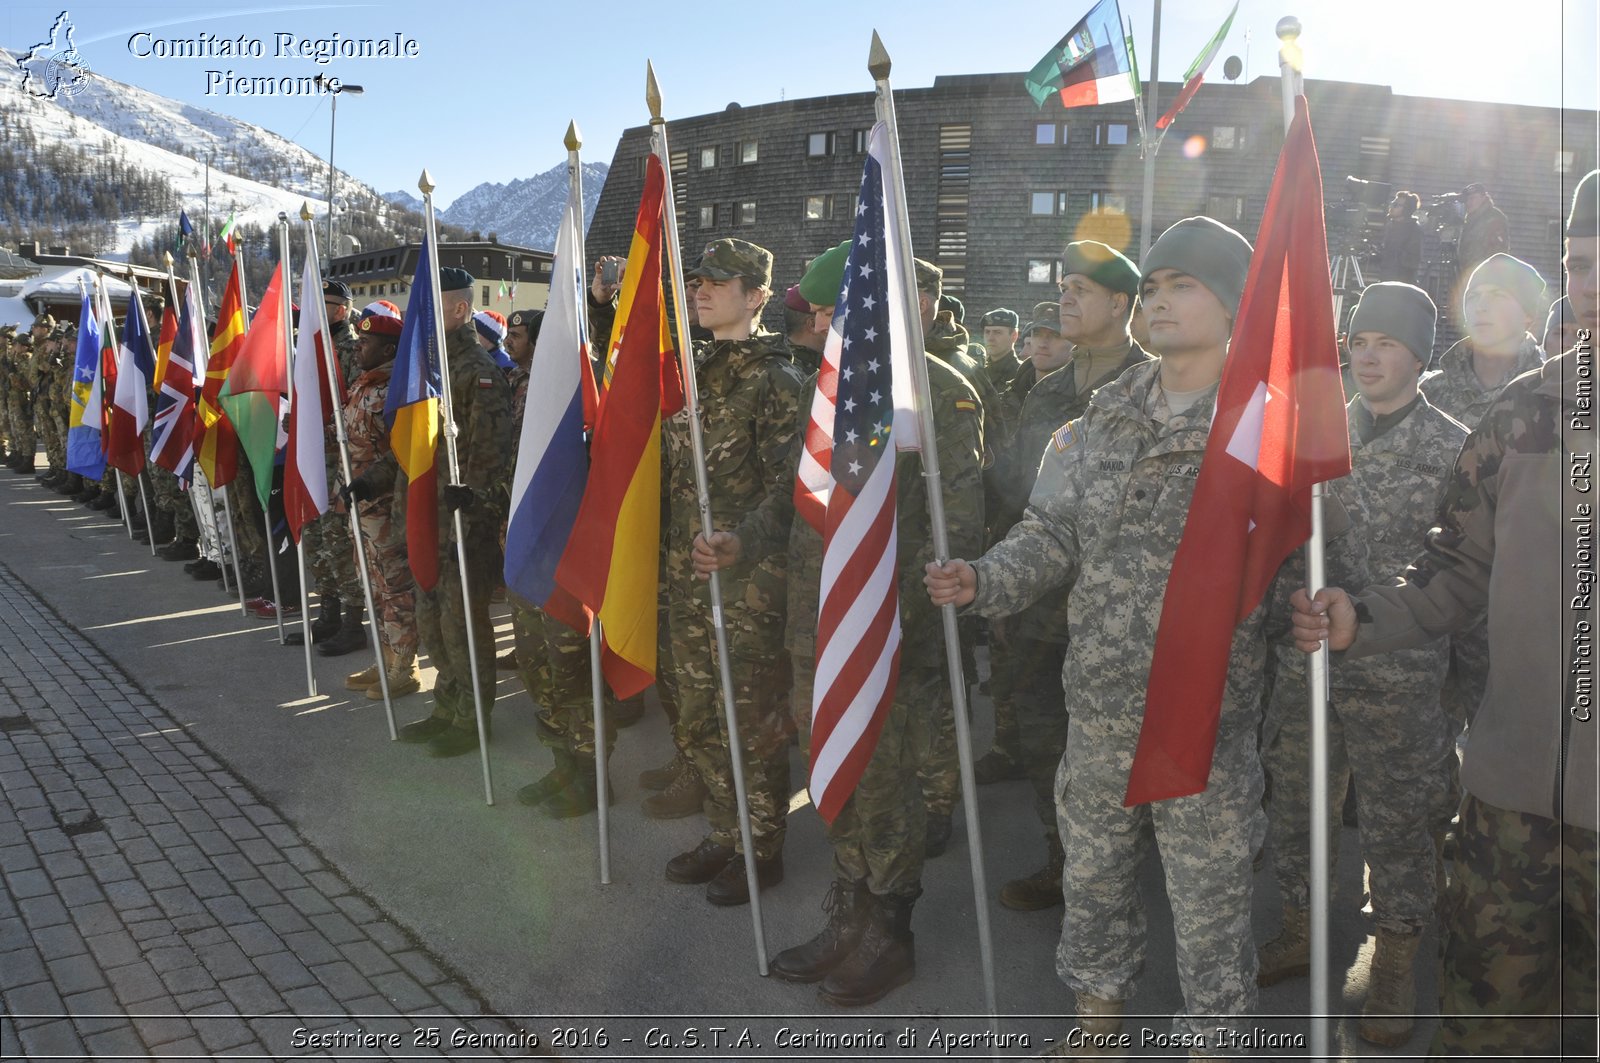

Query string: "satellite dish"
[1223, 55, 1243, 82]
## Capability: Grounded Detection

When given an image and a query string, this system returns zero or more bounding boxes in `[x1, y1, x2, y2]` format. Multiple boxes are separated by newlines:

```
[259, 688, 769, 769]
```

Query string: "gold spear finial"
[300, 200, 314, 221]
[419, 169, 435, 195]
[868, 30, 891, 81]
[565, 120, 582, 152]
[646, 61, 663, 123]
[163, 251, 173, 269]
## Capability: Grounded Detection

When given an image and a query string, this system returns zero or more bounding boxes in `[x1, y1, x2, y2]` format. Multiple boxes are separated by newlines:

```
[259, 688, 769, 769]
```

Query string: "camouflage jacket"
[1278, 394, 1468, 693]
[506, 363, 530, 438]
[439, 322, 514, 546]
[1345, 351, 1595, 828]
[927, 311, 1006, 448]
[330, 317, 360, 387]
[968, 358, 1365, 749]
[778, 335, 823, 377]
[1421, 334, 1543, 429]
[985, 349, 1024, 394]
[662, 331, 805, 608]
[342, 362, 397, 499]
[776, 356, 985, 671]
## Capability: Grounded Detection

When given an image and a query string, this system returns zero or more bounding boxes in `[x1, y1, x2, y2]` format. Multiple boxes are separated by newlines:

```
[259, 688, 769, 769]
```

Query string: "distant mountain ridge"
[385, 162, 609, 250]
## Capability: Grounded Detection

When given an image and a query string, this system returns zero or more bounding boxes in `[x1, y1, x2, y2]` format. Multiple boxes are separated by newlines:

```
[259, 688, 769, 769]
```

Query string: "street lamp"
[314, 75, 364, 258]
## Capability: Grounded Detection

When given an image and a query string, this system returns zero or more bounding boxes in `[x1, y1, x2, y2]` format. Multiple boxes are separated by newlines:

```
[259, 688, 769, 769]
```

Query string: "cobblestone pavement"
[0, 565, 541, 1061]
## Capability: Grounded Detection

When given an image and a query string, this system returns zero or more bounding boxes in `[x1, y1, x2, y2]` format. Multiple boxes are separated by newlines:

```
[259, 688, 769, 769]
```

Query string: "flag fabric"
[1125, 95, 1351, 805]
[804, 122, 921, 825]
[384, 240, 443, 591]
[196, 261, 245, 487]
[283, 249, 335, 542]
[153, 300, 178, 391]
[219, 212, 237, 256]
[504, 181, 598, 632]
[93, 283, 118, 441]
[177, 210, 194, 253]
[1025, 0, 1137, 109]
[66, 285, 105, 478]
[105, 290, 155, 476]
[150, 282, 202, 479]
[1156, 1, 1239, 130]
[219, 263, 288, 510]
[553, 154, 684, 698]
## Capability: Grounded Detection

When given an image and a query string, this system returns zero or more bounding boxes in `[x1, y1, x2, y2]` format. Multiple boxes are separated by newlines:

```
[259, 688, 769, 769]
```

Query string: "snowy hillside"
[439, 162, 608, 250]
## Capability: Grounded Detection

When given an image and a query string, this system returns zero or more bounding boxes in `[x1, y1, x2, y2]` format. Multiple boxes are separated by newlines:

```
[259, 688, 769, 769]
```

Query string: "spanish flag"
[383, 239, 442, 592]
[554, 154, 683, 698]
[196, 261, 246, 488]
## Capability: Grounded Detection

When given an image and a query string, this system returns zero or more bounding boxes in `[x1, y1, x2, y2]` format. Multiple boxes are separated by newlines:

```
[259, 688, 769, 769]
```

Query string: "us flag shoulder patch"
[1053, 423, 1077, 451]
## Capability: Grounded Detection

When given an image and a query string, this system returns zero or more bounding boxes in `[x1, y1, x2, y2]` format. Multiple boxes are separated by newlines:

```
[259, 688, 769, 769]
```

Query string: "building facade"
[326, 240, 554, 319]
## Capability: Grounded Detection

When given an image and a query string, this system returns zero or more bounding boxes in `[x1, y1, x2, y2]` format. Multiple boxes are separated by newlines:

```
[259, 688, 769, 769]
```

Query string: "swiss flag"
[1125, 96, 1352, 806]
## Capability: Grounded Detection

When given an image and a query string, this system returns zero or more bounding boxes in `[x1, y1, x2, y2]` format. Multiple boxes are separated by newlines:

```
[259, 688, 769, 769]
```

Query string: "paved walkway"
[0, 565, 534, 1060]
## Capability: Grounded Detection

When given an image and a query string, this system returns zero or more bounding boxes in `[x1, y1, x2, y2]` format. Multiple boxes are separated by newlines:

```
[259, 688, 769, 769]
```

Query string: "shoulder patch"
[954, 397, 977, 414]
[477, 376, 496, 389]
[1053, 422, 1077, 452]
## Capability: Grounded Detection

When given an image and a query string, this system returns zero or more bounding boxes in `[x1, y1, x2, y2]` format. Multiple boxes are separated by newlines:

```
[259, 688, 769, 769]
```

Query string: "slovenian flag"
[1156, 2, 1239, 130]
[1025, 0, 1137, 109]
[384, 240, 442, 592]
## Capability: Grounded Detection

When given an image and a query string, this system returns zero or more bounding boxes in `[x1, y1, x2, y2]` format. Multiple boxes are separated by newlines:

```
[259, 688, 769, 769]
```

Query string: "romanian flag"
[106, 291, 155, 476]
[383, 239, 442, 592]
[1025, 0, 1137, 110]
[66, 284, 105, 478]
[554, 154, 684, 698]
[220, 263, 288, 510]
[197, 261, 246, 487]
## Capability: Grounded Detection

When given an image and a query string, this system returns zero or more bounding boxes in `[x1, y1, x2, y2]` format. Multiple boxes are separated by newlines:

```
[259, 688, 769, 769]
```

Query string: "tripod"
[1330, 249, 1366, 335]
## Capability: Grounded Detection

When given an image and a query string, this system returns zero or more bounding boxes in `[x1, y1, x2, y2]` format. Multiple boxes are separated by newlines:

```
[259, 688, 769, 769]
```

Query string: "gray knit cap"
[1348, 282, 1437, 365]
[1141, 217, 1254, 316]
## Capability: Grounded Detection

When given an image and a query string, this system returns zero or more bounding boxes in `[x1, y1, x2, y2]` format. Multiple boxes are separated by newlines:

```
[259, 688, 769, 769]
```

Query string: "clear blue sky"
[4, 0, 1596, 207]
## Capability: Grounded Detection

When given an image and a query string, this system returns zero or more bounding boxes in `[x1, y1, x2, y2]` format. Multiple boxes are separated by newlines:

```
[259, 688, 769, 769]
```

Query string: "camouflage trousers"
[986, 621, 1023, 762]
[793, 657, 944, 899]
[39, 404, 64, 469]
[916, 659, 963, 817]
[1011, 635, 1070, 835]
[8, 396, 34, 458]
[150, 464, 199, 540]
[1432, 795, 1597, 1058]
[1262, 673, 1456, 935]
[356, 503, 416, 675]
[512, 604, 615, 761]
[1057, 718, 1265, 1046]
[415, 536, 498, 730]
[668, 594, 789, 861]
[227, 461, 271, 584]
[1441, 621, 1489, 731]
[305, 497, 362, 604]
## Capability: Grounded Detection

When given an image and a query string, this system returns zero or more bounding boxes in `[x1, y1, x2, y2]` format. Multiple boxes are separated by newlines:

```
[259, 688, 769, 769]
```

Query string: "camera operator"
[1455, 182, 1510, 277]
[1378, 191, 1422, 284]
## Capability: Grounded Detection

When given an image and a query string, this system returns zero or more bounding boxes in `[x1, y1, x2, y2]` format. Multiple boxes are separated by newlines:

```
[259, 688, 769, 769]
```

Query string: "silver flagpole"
[300, 202, 396, 739]
[279, 214, 317, 697]
[183, 247, 240, 602]
[126, 290, 159, 556]
[220, 247, 253, 614]
[1137, 0, 1163, 262]
[247, 232, 287, 644]
[648, 61, 768, 974]
[419, 169, 495, 806]
[564, 121, 611, 883]
[1276, 16, 1328, 1060]
[870, 32, 999, 1023]
[166, 251, 222, 584]
[97, 278, 136, 539]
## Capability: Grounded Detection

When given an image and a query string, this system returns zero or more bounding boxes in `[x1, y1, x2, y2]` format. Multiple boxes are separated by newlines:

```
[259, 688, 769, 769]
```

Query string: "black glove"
[442, 484, 475, 513]
[341, 475, 377, 505]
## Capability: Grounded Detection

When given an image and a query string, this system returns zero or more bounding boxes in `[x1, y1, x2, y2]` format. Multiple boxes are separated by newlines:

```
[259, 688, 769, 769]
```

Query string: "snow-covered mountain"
[437, 162, 609, 249]
[382, 190, 424, 213]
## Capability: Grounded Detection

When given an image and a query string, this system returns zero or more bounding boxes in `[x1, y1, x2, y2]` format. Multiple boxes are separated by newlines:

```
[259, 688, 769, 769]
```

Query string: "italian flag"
[1156, 2, 1239, 130]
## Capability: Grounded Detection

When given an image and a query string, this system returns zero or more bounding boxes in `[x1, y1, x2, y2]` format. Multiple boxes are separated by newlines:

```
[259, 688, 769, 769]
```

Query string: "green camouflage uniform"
[343, 360, 415, 676]
[37, 334, 69, 472]
[305, 317, 363, 604]
[984, 349, 1024, 394]
[663, 331, 804, 862]
[966, 358, 1366, 1042]
[6, 335, 35, 462]
[772, 356, 983, 898]
[0, 328, 14, 455]
[1263, 394, 1466, 937]
[779, 334, 823, 377]
[412, 323, 513, 732]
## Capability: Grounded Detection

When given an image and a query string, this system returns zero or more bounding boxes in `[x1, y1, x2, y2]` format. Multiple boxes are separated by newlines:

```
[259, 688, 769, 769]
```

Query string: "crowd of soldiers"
[0, 164, 1594, 1058]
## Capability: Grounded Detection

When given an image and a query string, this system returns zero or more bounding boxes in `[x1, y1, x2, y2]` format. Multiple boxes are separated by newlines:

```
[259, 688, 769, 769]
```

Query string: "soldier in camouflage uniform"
[661, 238, 804, 907]
[779, 283, 826, 376]
[928, 218, 1367, 1052]
[697, 237, 983, 1004]
[339, 301, 420, 700]
[36, 323, 72, 490]
[394, 270, 514, 758]
[991, 244, 1150, 913]
[5, 327, 36, 472]
[1259, 284, 1465, 1047]
[0, 325, 15, 462]
[1292, 170, 1598, 1060]
[977, 307, 1023, 391]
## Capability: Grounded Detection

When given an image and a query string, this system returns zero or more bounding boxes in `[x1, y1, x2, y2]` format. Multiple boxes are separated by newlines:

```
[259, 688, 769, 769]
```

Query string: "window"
[739, 141, 758, 164]
[699, 205, 715, 229]
[804, 195, 836, 221]
[1089, 191, 1128, 213]
[1035, 123, 1068, 145]
[520, 258, 535, 271]
[1027, 258, 1060, 285]
[1095, 122, 1129, 146]
[1359, 135, 1391, 157]
[482, 285, 491, 304]
[1212, 126, 1241, 151]
[853, 129, 869, 153]
[699, 146, 717, 169]
[539, 262, 551, 274]
[807, 132, 834, 157]
[1206, 195, 1246, 223]
[718, 204, 733, 228]
[1557, 150, 1575, 174]
[738, 201, 756, 226]
[1030, 192, 1068, 216]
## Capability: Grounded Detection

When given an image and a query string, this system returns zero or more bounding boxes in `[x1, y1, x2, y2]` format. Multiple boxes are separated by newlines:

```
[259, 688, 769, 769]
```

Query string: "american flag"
[802, 123, 919, 824]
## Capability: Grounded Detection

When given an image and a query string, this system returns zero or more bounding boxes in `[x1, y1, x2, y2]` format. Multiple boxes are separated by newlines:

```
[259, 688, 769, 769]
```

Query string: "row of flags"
[175, 209, 239, 259]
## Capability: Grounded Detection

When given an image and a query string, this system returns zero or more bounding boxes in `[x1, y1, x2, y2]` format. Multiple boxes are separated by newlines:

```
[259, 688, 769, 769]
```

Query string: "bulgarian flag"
[219, 263, 288, 510]
[1025, 0, 1137, 109]
[1156, 2, 1240, 130]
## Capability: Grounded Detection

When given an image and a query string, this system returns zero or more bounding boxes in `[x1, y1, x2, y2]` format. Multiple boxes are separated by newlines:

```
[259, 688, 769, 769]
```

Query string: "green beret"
[980, 308, 1020, 330]
[687, 238, 772, 287]
[913, 258, 942, 294]
[439, 267, 474, 292]
[1568, 169, 1598, 238]
[1062, 240, 1141, 297]
[798, 241, 850, 306]
[1466, 253, 1547, 320]
[939, 293, 965, 323]
[1348, 282, 1437, 365]
[1024, 300, 1062, 336]
[1143, 217, 1254, 316]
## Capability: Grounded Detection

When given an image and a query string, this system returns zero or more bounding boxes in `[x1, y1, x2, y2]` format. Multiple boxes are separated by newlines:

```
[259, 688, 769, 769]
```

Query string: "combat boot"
[369, 663, 421, 699]
[345, 665, 380, 691]
[924, 810, 953, 857]
[1257, 904, 1310, 986]
[517, 749, 575, 807]
[1070, 994, 1127, 1058]
[772, 879, 870, 983]
[642, 762, 708, 819]
[157, 538, 199, 561]
[54, 472, 83, 495]
[541, 758, 613, 819]
[305, 595, 342, 642]
[1358, 929, 1420, 1047]
[1000, 833, 1065, 911]
[974, 748, 1026, 785]
[317, 604, 367, 657]
[817, 892, 915, 1006]
[638, 751, 689, 791]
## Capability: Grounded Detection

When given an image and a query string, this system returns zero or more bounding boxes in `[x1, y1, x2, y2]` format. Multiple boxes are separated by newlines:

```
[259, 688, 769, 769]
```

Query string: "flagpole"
[1137, 0, 1163, 262]
[185, 248, 246, 609]
[97, 277, 136, 539]
[418, 169, 496, 807]
[246, 236, 288, 644]
[225, 244, 258, 617]
[278, 215, 318, 698]
[127, 292, 159, 557]
[565, 121, 611, 884]
[300, 203, 397, 740]
[167, 250, 226, 591]
[1276, 17, 1328, 1060]
[647, 61, 769, 975]
[870, 33, 1000, 1024]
